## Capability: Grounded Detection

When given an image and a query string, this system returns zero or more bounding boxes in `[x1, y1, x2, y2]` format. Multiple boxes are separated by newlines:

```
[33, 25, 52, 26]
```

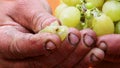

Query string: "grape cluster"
[40, 0, 120, 41]
[55, 0, 120, 36]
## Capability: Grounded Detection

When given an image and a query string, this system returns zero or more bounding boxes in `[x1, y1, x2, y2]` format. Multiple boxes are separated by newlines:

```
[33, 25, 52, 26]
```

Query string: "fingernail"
[83, 34, 95, 47]
[45, 41, 56, 51]
[68, 33, 80, 46]
[90, 53, 101, 63]
[99, 42, 107, 52]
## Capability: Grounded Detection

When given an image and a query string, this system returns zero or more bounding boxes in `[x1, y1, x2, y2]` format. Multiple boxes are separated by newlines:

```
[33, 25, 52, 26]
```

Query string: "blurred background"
[47, 0, 60, 15]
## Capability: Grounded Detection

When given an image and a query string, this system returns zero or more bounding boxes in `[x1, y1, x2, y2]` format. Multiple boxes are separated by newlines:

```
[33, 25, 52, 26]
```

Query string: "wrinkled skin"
[94, 34, 120, 68]
[76, 34, 120, 68]
[0, 0, 119, 68]
[0, 0, 104, 68]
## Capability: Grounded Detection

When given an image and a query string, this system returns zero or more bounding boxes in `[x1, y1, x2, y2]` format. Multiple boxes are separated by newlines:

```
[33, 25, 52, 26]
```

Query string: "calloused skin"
[0, 0, 118, 68]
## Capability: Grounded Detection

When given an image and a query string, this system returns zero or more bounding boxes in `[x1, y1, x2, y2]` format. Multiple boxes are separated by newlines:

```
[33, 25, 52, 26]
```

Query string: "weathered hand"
[0, 0, 105, 68]
[94, 34, 120, 68]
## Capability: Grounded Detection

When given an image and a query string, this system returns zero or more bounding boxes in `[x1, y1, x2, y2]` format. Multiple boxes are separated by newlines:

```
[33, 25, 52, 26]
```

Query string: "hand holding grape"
[0, 0, 105, 68]
[56, 0, 120, 68]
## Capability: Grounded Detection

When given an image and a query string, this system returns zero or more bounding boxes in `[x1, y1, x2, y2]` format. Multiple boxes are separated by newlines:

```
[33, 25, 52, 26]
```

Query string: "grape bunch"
[40, 0, 120, 41]
[54, 0, 120, 36]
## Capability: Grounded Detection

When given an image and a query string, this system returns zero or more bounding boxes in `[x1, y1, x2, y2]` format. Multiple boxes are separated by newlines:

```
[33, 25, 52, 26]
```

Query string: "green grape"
[40, 21, 59, 34]
[115, 21, 120, 34]
[92, 14, 114, 36]
[85, 2, 95, 9]
[62, 0, 81, 6]
[56, 26, 69, 40]
[102, 1, 120, 22]
[40, 21, 69, 41]
[59, 7, 82, 29]
[55, 3, 68, 18]
[85, 0, 104, 8]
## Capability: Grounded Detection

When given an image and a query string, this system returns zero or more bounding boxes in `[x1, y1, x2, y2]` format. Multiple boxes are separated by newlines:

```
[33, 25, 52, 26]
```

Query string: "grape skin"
[92, 14, 114, 36]
[102, 1, 120, 21]
[54, 0, 118, 37]
[40, 22, 69, 41]
[115, 21, 120, 34]
[85, 0, 105, 8]
[59, 7, 81, 29]
[55, 3, 68, 18]
[62, 0, 81, 6]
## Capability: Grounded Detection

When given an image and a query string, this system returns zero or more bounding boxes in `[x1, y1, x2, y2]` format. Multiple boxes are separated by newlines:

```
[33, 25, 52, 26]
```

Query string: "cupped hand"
[0, 0, 105, 68]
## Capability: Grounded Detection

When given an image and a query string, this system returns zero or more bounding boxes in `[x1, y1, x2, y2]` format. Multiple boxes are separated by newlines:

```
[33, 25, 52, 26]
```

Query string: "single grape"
[59, 7, 82, 29]
[62, 0, 81, 6]
[85, 0, 104, 8]
[56, 26, 69, 40]
[55, 3, 68, 18]
[115, 21, 120, 34]
[102, 1, 120, 22]
[85, 2, 95, 9]
[40, 21, 59, 34]
[92, 14, 114, 36]
[40, 21, 69, 41]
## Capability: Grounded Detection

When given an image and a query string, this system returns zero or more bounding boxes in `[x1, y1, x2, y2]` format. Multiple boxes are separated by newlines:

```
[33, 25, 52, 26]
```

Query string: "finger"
[8, 0, 60, 33]
[56, 29, 97, 68]
[74, 48, 104, 68]
[0, 24, 61, 59]
[30, 28, 81, 68]
[97, 34, 120, 62]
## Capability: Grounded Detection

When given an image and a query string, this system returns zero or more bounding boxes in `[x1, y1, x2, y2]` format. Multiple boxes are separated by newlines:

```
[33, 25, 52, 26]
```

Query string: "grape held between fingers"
[40, 21, 69, 41]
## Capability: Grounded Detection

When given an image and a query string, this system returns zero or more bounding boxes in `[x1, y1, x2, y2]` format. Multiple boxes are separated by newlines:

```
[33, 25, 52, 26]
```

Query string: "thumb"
[0, 24, 61, 60]
[31, 12, 60, 32]
[8, 0, 60, 33]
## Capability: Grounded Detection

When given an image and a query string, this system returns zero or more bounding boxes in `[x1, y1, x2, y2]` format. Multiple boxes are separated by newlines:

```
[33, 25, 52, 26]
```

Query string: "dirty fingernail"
[45, 41, 56, 51]
[84, 34, 95, 47]
[90, 54, 101, 63]
[68, 33, 80, 46]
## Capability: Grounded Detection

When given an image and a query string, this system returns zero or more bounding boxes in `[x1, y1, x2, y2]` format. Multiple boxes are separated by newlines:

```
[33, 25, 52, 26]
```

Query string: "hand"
[0, 0, 104, 68]
[74, 34, 120, 68]
[94, 34, 120, 68]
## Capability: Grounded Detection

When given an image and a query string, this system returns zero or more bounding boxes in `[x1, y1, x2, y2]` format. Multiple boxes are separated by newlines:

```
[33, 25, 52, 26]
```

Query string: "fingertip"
[80, 29, 97, 48]
[28, 33, 61, 56]
[74, 48, 104, 68]
[88, 48, 105, 67]
[67, 28, 81, 46]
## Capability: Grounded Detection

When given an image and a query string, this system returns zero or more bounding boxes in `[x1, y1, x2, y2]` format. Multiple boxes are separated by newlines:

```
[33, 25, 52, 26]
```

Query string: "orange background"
[47, 0, 60, 15]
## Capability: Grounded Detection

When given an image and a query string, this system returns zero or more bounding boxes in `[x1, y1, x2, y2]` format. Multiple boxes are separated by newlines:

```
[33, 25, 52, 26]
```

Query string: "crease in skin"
[31, 12, 57, 33]
[53, 29, 81, 68]
[8, 32, 33, 59]
[56, 33, 95, 67]
[7, 15, 34, 33]
[72, 30, 96, 68]
[9, 38, 24, 59]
